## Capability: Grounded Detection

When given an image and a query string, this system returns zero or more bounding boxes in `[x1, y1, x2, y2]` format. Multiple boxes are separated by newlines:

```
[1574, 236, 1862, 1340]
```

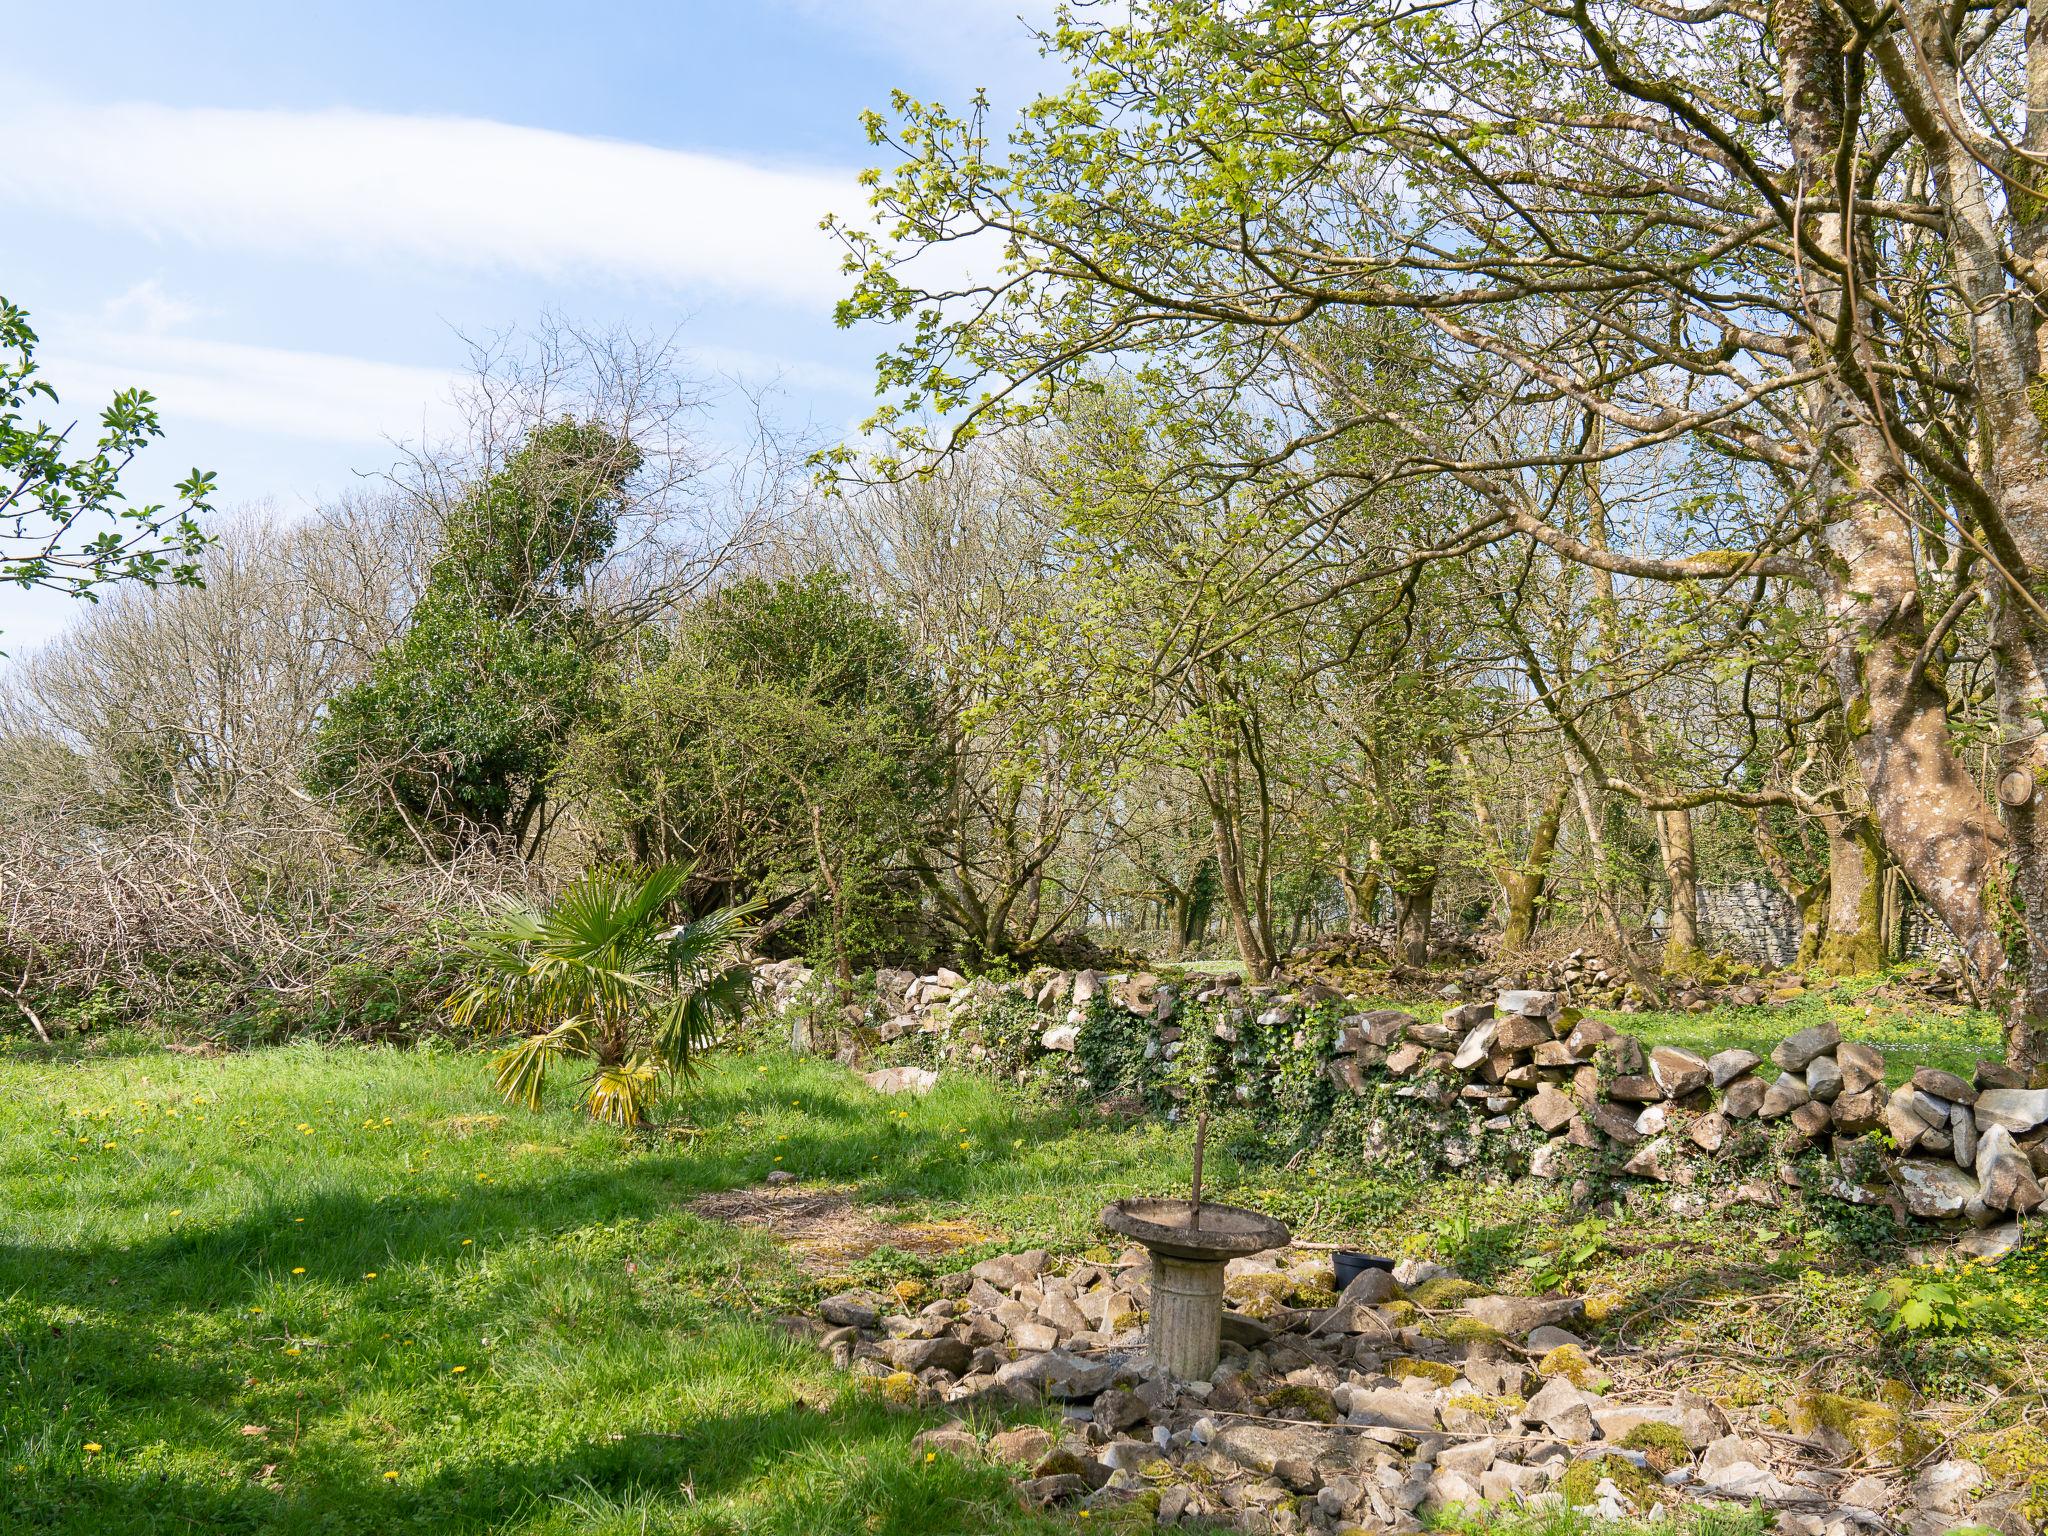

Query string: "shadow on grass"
[0, 1062, 1112, 1534]
[1, 1335, 1053, 1536]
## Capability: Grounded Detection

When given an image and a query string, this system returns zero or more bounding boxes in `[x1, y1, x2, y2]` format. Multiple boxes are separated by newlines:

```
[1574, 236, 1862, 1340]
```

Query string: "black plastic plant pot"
[1332, 1251, 1396, 1289]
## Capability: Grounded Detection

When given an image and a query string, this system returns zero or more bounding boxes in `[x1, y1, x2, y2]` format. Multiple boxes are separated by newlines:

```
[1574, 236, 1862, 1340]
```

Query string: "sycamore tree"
[833, 0, 2048, 1066]
[1, 296, 213, 622]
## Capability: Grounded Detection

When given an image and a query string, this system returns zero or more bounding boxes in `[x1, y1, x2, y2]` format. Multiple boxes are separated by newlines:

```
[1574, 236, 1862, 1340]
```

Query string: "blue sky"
[0, 1, 1059, 646]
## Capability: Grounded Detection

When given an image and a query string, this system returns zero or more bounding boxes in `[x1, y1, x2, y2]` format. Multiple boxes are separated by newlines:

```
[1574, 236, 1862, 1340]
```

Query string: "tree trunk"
[1817, 812, 1885, 975]
[1201, 777, 1272, 981]
[1774, 4, 2009, 1020]
[1392, 875, 1434, 968]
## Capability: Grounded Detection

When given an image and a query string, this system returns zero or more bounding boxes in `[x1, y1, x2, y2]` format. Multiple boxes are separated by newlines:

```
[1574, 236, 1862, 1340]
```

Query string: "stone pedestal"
[1101, 1197, 1291, 1382]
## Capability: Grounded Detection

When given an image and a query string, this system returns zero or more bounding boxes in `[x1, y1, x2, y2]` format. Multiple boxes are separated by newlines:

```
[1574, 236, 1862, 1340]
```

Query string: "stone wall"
[755, 961, 2047, 1242]
[1696, 881, 1802, 967]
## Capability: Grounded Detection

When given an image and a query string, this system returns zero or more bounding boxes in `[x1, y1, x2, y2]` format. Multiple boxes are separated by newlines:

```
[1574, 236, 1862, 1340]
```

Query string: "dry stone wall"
[754, 961, 2047, 1246]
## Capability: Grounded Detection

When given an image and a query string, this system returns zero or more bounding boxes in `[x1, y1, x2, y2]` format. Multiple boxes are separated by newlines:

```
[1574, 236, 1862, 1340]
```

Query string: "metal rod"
[1188, 1109, 1208, 1231]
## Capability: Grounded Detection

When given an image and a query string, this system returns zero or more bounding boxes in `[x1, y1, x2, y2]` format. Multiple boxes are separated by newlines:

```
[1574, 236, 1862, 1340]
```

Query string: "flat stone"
[1465, 1293, 1587, 1337]
[1895, 1159, 1982, 1219]
[1951, 1103, 1979, 1173]
[1832, 1087, 1885, 1136]
[1758, 1075, 1810, 1119]
[912, 1425, 980, 1461]
[1806, 1055, 1844, 1103]
[1526, 1324, 1583, 1353]
[1975, 1088, 2048, 1134]
[863, 1066, 939, 1096]
[1722, 1077, 1768, 1119]
[1788, 1100, 1835, 1140]
[891, 1335, 972, 1374]
[1702, 1459, 1800, 1500]
[1836, 1042, 1886, 1095]
[1838, 1474, 1897, 1513]
[1453, 1021, 1499, 1072]
[989, 1426, 1056, 1464]
[1709, 1048, 1763, 1088]
[1527, 1084, 1580, 1134]
[819, 1292, 881, 1328]
[1587, 1102, 1644, 1145]
[993, 1349, 1116, 1401]
[1887, 1090, 1935, 1151]
[1496, 1014, 1555, 1051]
[1771, 1022, 1841, 1072]
[1976, 1124, 2046, 1212]
[1650, 1046, 1712, 1099]
[1955, 1221, 2025, 1263]
[1688, 1112, 1730, 1153]
[1011, 1321, 1058, 1353]
[971, 1249, 1049, 1290]
[1608, 1074, 1666, 1104]
[1337, 1267, 1404, 1306]
[1912, 1069, 1978, 1106]
[1911, 1460, 1986, 1515]
[1346, 1387, 1442, 1433]
[1215, 1422, 1364, 1488]
[1525, 1375, 1592, 1428]
[1700, 1435, 1771, 1482]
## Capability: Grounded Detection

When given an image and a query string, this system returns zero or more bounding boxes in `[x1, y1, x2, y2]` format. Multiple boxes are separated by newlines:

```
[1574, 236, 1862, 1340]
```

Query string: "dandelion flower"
[461, 1239, 472, 1246]
[83, 1443, 101, 1454]
[383, 1470, 398, 1481]
[291, 1267, 305, 1275]
[363, 1272, 377, 1279]
[169, 1208, 182, 1217]
[451, 1364, 467, 1374]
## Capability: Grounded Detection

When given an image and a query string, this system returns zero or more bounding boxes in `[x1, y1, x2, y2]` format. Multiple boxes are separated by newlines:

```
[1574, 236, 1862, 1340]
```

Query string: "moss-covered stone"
[1389, 1357, 1460, 1387]
[872, 1370, 919, 1407]
[1790, 1391, 1934, 1463]
[1447, 1391, 1528, 1420]
[1258, 1383, 1339, 1422]
[1409, 1277, 1489, 1308]
[1421, 1316, 1506, 1344]
[1537, 1343, 1600, 1389]
[1225, 1272, 1298, 1317]
[1560, 1454, 1664, 1509]
[1379, 1300, 1420, 1327]
[1619, 1422, 1691, 1474]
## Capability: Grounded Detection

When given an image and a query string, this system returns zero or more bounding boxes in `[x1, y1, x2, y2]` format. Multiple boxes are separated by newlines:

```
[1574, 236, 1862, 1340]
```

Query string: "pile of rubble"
[803, 1245, 2028, 1535]
[753, 962, 2046, 1239]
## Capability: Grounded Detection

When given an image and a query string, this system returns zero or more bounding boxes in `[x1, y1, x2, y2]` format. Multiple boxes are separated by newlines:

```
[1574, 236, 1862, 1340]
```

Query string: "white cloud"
[100, 279, 207, 336]
[2, 95, 860, 309]
[42, 326, 459, 445]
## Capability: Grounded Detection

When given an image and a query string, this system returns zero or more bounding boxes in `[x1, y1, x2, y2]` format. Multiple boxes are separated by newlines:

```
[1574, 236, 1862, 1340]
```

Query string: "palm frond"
[490, 1020, 588, 1111]
[653, 959, 755, 1077]
[583, 1056, 660, 1127]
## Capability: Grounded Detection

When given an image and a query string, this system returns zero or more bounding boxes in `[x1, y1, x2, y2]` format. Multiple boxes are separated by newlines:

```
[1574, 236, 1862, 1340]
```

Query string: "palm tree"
[450, 866, 755, 1126]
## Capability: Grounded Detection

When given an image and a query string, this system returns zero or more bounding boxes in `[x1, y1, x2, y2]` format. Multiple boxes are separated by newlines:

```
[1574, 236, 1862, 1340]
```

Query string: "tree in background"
[568, 570, 944, 977]
[0, 295, 214, 627]
[306, 420, 637, 856]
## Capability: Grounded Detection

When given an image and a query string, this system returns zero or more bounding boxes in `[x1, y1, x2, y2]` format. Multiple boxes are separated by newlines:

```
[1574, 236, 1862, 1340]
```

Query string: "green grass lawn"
[2, 1041, 1189, 1536]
